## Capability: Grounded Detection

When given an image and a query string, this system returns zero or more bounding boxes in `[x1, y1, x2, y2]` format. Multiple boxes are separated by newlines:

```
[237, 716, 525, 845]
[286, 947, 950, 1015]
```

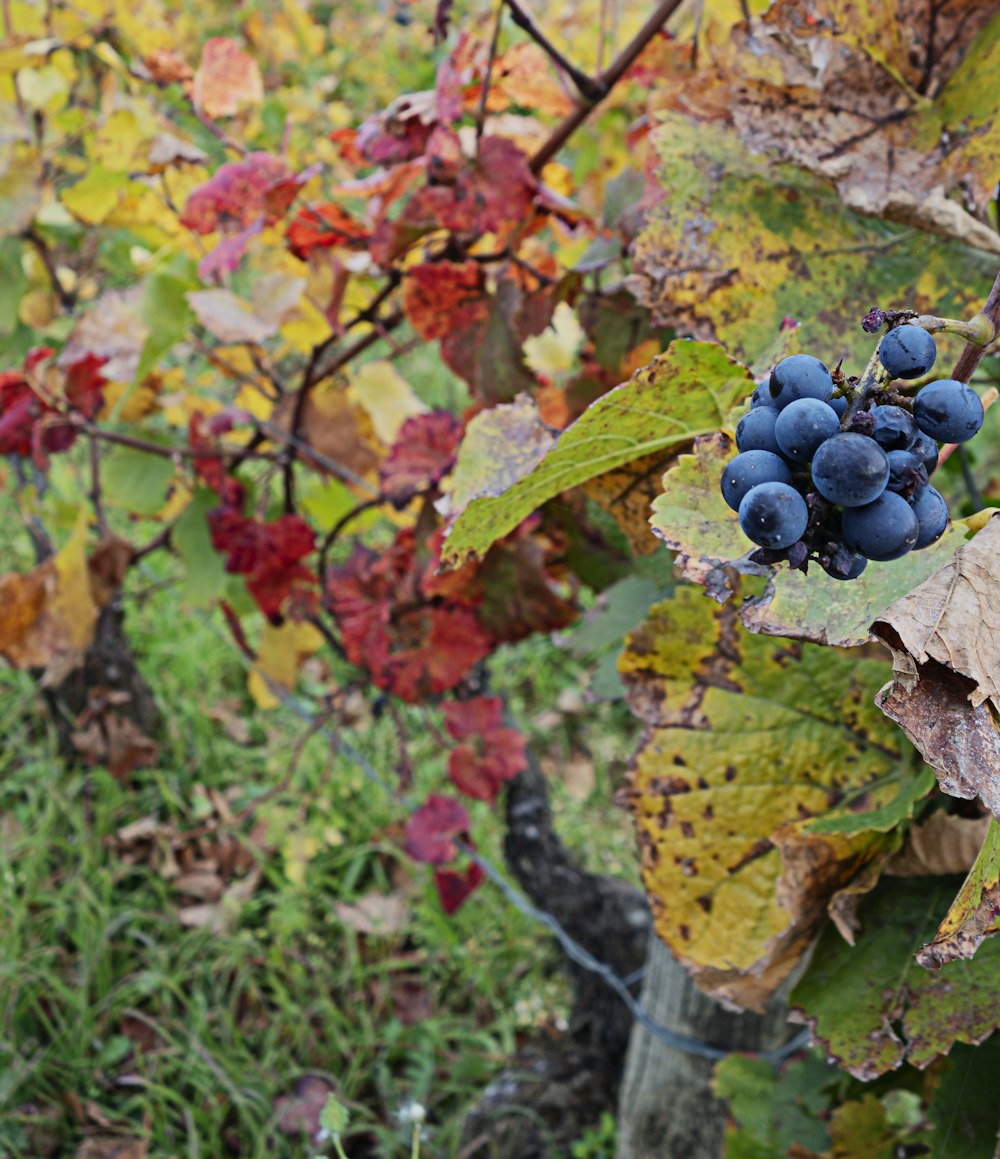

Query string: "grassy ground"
[0, 540, 642, 1157]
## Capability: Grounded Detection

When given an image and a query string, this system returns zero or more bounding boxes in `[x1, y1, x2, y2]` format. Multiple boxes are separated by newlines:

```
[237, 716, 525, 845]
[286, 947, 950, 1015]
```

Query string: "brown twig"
[87, 436, 109, 536]
[506, 0, 606, 101]
[476, 0, 506, 143]
[528, 0, 683, 175]
[23, 228, 75, 310]
[318, 495, 385, 587]
[193, 106, 247, 156]
[77, 421, 279, 464]
[132, 526, 173, 563]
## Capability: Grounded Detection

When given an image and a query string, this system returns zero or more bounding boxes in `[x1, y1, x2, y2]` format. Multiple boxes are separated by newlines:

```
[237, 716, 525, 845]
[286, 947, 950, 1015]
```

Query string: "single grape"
[885, 449, 928, 496]
[829, 395, 849, 418]
[749, 382, 775, 410]
[869, 404, 917, 451]
[736, 407, 781, 453]
[878, 324, 937, 380]
[842, 491, 919, 561]
[774, 398, 840, 462]
[822, 551, 868, 581]
[911, 485, 949, 549]
[768, 354, 834, 409]
[738, 482, 809, 549]
[720, 450, 793, 511]
[914, 379, 984, 443]
[811, 433, 889, 507]
[909, 432, 939, 475]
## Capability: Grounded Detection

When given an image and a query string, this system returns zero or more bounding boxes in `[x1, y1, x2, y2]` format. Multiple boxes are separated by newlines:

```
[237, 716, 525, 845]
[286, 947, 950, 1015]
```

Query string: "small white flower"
[397, 1099, 426, 1126]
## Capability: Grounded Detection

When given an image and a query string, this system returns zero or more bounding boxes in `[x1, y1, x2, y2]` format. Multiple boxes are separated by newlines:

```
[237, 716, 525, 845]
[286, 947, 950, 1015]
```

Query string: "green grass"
[0, 545, 641, 1157]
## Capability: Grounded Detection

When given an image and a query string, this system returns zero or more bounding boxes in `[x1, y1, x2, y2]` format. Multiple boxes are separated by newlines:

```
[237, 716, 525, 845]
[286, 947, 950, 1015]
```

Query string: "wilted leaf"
[0, 514, 114, 686]
[791, 877, 1000, 1079]
[871, 517, 1000, 828]
[886, 810, 991, 878]
[442, 341, 754, 569]
[334, 892, 409, 935]
[621, 587, 916, 1011]
[913, 818, 1000, 970]
[192, 38, 263, 117]
[272, 382, 381, 480]
[926, 1039, 1000, 1159]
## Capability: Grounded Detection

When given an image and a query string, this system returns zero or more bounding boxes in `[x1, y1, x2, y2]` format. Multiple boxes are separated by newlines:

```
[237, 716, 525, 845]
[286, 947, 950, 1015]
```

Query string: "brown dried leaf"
[334, 891, 409, 935]
[75, 1137, 147, 1159]
[0, 515, 103, 686]
[60, 288, 150, 383]
[271, 384, 381, 479]
[887, 811, 991, 877]
[873, 517, 1000, 818]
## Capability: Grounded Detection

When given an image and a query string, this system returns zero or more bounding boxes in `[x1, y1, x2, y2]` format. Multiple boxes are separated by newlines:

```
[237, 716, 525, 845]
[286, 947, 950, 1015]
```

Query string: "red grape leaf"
[404, 793, 469, 864]
[442, 695, 504, 740]
[208, 507, 316, 621]
[181, 153, 298, 234]
[356, 92, 437, 165]
[286, 202, 369, 259]
[402, 260, 487, 342]
[434, 861, 484, 913]
[379, 411, 464, 506]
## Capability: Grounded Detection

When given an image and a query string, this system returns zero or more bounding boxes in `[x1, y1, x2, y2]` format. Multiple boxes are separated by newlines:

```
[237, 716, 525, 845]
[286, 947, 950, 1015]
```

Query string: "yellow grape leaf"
[0, 142, 42, 236]
[347, 360, 427, 446]
[523, 302, 585, 378]
[15, 64, 70, 111]
[621, 587, 917, 1012]
[60, 165, 131, 225]
[249, 619, 324, 709]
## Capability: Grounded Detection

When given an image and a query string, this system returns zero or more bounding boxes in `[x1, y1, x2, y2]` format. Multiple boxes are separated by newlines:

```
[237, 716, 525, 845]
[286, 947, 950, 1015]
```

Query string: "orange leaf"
[192, 38, 263, 118]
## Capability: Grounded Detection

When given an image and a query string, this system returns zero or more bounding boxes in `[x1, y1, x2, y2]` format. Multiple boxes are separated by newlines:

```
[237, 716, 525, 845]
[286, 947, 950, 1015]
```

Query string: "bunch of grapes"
[722, 323, 985, 580]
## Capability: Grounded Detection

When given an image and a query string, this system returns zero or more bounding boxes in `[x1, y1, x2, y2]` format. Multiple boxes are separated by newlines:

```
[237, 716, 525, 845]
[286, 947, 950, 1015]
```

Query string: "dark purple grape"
[811, 433, 889, 507]
[870, 404, 917, 451]
[829, 395, 849, 418]
[768, 355, 834, 410]
[738, 482, 808, 549]
[909, 432, 939, 475]
[774, 398, 840, 462]
[842, 491, 919, 561]
[750, 382, 775, 410]
[822, 551, 868, 581]
[914, 379, 984, 443]
[720, 450, 793, 512]
[885, 449, 928, 495]
[736, 407, 781, 453]
[878, 324, 937, 380]
[911, 486, 949, 549]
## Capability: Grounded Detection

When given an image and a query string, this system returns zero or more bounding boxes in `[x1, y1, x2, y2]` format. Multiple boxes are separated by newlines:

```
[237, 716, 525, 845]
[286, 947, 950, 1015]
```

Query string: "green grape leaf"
[440, 340, 754, 569]
[173, 489, 227, 608]
[102, 445, 175, 515]
[630, 115, 997, 371]
[915, 818, 1000, 970]
[651, 432, 968, 646]
[712, 1053, 833, 1158]
[791, 877, 1000, 1080]
[926, 1039, 1000, 1159]
[620, 587, 917, 1012]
